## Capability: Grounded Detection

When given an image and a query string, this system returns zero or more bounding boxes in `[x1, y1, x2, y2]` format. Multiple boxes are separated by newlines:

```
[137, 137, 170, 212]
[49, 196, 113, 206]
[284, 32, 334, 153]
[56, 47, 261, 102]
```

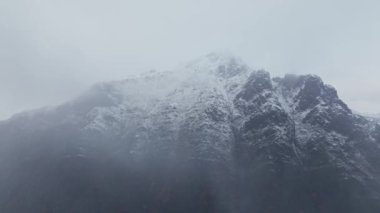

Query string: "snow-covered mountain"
[0, 53, 380, 213]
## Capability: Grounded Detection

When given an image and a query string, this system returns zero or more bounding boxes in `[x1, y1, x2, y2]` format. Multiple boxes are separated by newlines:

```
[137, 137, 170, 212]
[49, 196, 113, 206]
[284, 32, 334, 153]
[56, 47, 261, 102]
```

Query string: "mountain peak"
[185, 52, 250, 78]
[1, 53, 380, 213]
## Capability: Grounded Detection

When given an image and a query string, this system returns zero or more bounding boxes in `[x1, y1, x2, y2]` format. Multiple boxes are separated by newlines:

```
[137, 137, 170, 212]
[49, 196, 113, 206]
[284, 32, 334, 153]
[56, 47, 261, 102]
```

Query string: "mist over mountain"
[1, 53, 380, 213]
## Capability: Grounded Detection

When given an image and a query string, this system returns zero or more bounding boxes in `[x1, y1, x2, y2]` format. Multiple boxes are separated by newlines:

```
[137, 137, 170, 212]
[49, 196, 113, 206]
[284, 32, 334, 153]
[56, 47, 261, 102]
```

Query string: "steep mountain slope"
[0, 53, 379, 213]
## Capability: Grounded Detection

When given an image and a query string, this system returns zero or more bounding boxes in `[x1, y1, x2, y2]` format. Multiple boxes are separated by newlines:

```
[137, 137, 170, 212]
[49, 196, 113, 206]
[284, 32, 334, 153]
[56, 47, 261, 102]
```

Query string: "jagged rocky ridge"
[0, 53, 380, 213]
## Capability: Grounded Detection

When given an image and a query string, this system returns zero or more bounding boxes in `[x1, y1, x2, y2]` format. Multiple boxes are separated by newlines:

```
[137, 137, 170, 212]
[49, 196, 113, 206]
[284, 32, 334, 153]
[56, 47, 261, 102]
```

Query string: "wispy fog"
[1, 0, 380, 119]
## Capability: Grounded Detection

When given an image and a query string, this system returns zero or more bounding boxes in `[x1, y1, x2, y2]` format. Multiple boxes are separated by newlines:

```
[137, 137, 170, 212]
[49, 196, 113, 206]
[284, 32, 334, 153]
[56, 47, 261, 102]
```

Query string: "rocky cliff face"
[0, 53, 379, 213]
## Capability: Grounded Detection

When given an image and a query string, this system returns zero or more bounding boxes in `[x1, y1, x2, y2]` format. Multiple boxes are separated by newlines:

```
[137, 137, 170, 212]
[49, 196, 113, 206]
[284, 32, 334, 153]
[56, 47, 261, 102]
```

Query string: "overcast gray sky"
[0, 0, 379, 119]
